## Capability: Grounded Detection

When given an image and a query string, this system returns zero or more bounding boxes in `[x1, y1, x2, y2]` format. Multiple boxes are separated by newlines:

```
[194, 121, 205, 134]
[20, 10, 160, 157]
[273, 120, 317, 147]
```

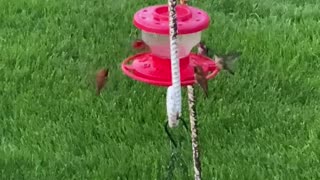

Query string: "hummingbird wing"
[224, 52, 242, 62]
[222, 51, 242, 74]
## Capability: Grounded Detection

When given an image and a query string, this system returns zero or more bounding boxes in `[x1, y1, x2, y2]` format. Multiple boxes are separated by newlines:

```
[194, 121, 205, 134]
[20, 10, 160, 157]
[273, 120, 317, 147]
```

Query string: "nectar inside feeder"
[121, 4, 220, 87]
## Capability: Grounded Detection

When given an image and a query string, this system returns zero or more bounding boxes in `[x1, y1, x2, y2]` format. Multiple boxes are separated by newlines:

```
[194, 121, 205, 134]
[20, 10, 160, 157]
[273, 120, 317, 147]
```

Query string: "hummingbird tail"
[225, 66, 235, 75]
[229, 70, 235, 75]
[203, 89, 208, 98]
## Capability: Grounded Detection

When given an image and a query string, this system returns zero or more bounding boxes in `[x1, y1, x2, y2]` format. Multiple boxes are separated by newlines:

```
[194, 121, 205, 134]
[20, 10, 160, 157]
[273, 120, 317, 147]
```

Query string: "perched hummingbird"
[197, 41, 209, 56]
[194, 65, 208, 98]
[214, 52, 241, 75]
[132, 39, 149, 52]
[96, 68, 109, 95]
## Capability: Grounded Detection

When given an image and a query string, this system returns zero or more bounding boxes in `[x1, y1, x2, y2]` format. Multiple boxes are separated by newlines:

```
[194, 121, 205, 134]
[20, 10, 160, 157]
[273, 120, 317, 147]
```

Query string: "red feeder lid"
[133, 5, 210, 35]
[121, 53, 220, 87]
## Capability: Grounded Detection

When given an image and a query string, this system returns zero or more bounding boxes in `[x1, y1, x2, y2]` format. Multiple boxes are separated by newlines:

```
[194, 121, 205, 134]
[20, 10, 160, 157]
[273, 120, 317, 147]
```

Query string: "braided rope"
[187, 85, 202, 180]
[167, 0, 182, 128]
[167, 0, 202, 179]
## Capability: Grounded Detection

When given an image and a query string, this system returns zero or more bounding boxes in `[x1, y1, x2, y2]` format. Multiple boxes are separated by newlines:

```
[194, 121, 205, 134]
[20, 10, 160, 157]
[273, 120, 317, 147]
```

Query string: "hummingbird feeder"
[121, 2, 215, 179]
[121, 4, 220, 87]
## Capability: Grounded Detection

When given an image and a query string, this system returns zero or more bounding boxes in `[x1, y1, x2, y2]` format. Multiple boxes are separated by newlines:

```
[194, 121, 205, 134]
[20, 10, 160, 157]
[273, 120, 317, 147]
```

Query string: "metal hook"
[179, 116, 189, 132]
[164, 121, 178, 147]
[164, 114, 189, 148]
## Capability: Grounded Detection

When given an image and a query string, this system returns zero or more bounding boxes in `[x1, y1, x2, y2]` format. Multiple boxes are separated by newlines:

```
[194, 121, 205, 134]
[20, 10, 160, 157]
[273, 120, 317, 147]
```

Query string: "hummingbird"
[197, 41, 241, 74]
[96, 68, 109, 95]
[194, 65, 208, 98]
[214, 52, 241, 75]
[132, 39, 149, 52]
[197, 41, 209, 56]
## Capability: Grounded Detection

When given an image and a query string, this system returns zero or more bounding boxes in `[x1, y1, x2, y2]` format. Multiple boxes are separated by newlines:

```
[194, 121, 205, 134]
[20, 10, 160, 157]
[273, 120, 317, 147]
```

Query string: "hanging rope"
[167, 0, 182, 128]
[187, 85, 202, 180]
[164, 0, 185, 178]
[165, 0, 202, 179]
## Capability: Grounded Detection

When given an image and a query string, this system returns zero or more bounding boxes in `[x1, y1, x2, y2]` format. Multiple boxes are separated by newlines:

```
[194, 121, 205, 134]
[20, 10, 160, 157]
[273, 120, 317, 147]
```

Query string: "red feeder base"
[121, 53, 220, 87]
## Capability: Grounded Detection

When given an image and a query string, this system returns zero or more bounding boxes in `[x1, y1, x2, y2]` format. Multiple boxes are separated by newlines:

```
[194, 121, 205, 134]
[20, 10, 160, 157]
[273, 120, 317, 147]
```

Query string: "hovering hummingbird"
[95, 68, 109, 95]
[214, 52, 241, 75]
[132, 39, 149, 52]
[197, 41, 209, 56]
[194, 65, 208, 98]
[197, 41, 241, 74]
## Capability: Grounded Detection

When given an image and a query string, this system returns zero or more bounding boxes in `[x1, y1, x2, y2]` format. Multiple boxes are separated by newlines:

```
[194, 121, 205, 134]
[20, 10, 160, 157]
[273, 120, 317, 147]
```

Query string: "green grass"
[1, 0, 320, 179]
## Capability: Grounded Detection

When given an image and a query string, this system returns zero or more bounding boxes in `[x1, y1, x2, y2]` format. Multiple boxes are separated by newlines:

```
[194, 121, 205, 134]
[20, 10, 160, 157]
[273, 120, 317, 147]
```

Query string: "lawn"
[1, 0, 320, 179]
